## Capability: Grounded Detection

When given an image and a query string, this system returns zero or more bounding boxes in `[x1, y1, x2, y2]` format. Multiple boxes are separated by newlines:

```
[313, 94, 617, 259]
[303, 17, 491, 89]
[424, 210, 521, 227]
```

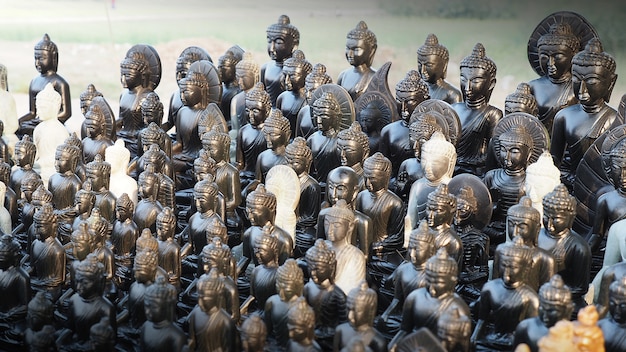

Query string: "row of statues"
[0, 9, 625, 352]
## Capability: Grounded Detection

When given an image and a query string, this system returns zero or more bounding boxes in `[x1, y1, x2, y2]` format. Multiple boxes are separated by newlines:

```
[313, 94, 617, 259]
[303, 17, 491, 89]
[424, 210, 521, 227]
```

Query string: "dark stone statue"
[82, 104, 114, 163]
[241, 314, 268, 352]
[156, 207, 181, 291]
[437, 307, 472, 352]
[231, 52, 260, 132]
[295, 63, 333, 140]
[505, 83, 539, 117]
[218, 45, 244, 123]
[265, 259, 305, 349]
[598, 276, 626, 352]
[287, 297, 322, 352]
[140, 276, 187, 352]
[85, 154, 116, 223]
[417, 33, 462, 104]
[10, 135, 39, 197]
[256, 109, 291, 182]
[337, 121, 370, 191]
[337, 21, 378, 101]
[426, 184, 463, 266]
[30, 204, 65, 300]
[236, 82, 271, 185]
[247, 227, 280, 314]
[262, 15, 300, 106]
[0, 233, 30, 344]
[307, 91, 343, 185]
[111, 193, 138, 291]
[24, 292, 55, 352]
[277, 49, 312, 137]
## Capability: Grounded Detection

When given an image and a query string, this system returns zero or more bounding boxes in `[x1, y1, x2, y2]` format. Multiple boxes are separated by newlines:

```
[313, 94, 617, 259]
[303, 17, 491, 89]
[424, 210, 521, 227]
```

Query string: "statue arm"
[235, 129, 244, 170]
[377, 201, 406, 251]
[162, 93, 176, 133]
[19, 82, 37, 122]
[589, 196, 609, 251]
[225, 172, 242, 212]
[549, 112, 567, 168]
[357, 214, 372, 258]
[57, 83, 72, 124]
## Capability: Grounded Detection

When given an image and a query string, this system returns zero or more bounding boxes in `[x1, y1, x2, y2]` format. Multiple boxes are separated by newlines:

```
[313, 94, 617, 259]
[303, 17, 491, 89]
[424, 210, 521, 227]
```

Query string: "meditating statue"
[64, 132, 87, 182]
[71, 181, 95, 233]
[110, 193, 138, 290]
[231, 52, 260, 132]
[417, 33, 462, 104]
[538, 184, 591, 314]
[79, 85, 116, 142]
[295, 63, 333, 139]
[304, 239, 348, 349]
[122, 249, 158, 333]
[265, 259, 305, 349]
[198, 235, 238, 320]
[262, 15, 300, 106]
[32, 83, 70, 187]
[105, 139, 138, 206]
[452, 43, 503, 177]
[87, 207, 116, 298]
[189, 269, 240, 352]
[0, 234, 30, 336]
[379, 70, 429, 180]
[48, 143, 82, 220]
[241, 314, 268, 352]
[550, 38, 619, 188]
[245, 227, 280, 314]
[86, 154, 116, 223]
[140, 276, 187, 352]
[287, 297, 321, 352]
[236, 82, 271, 186]
[515, 275, 574, 352]
[337, 121, 370, 191]
[437, 307, 472, 352]
[0, 63, 19, 152]
[471, 236, 539, 351]
[307, 91, 343, 185]
[425, 184, 463, 265]
[406, 131, 456, 230]
[256, 109, 291, 182]
[598, 276, 626, 352]
[154, 207, 180, 291]
[338, 21, 377, 101]
[117, 44, 161, 158]
[277, 50, 312, 137]
[494, 197, 555, 292]
[23, 292, 55, 352]
[138, 92, 171, 158]
[334, 281, 387, 352]
[134, 165, 164, 234]
[10, 135, 39, 196]
[82, 104, 114, 163]
[218, 45, 244, 123]
[30, 204, 65, 300]
[505, 82, 539, 117]
[19, 34, 71, 136]
[524, 151, 561, 221]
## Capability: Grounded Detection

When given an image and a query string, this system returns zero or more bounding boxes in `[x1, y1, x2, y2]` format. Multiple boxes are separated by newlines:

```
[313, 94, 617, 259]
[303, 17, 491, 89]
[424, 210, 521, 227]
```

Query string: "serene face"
[498, 140, 529, 171]
[138, 177, 155, 199]
[396, 90, 422, 122]
[145, 297, 168, 322]
[309, 262, 332, 285]
[460, 66, 493, 102]
[121, 66, 141, 89]
[421, 153, 450, 183]
[195, 190, 215, 213]
[287, 154, 307, 176]
[180, 81, 201, 107]
[427, 201, 452, 228]
[609, 156, 626, 192]
[254, 244, 274, 265]
[87, 171, 104, 190]
[283, 65, 305, 91]
[75, 272, 98, 298]
[609, 296, 626, 324]
[267, 32, 294, 62]
[157, 221, 175, 240]
[288, 320, 309, 343]
[246, 99, 267, 127]
[277, 279, 299, 301]
[418, 53, 445, 83]
[427, 271, 455, 298]
[75, 194, 92, 214]
[14, 146, 28, 167]
[454, 198, 474, 226]
[55, 150, 73, 174]
[34, 219, 54, 240]
[345, 38, 370, 67]
[507, 215, 538, 243]
[246, 203, 269, 226]
[358, 105, 379, 134]
[263, 126, 285, 150]
[364, 167, 388, 193]
[408, 242, 431, 267]
[134, 266, 154, 284]
[539, 300, 570, 327]
[203, 138, 224, 162]
[326, 171, 356, 205]
[324, 216, 350, 244]
[543, 208, 572, 237]
[572, 63, 613, 106]
[218, 58, 236, 83]
[305, 80, 323, 102]
[314, 107, 337, 132]
[237, 70, 256, 92]
[34, 49, 53, 74]
[500, 257, 525, 287]
[348, 302, 370, 328]
[86, 114, 104, 138]
[538, 44, 574, 80]
[337, 138, 363, 167]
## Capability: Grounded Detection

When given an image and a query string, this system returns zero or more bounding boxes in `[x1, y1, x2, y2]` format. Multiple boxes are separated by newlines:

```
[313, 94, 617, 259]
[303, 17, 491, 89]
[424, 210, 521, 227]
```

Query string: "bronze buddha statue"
[417, 33, 462, 104]
[295, 63, 333, 139]
[337, 21, 378, 101]
[262, 15, 300, 106]
[277, 49, 312, 137]
[256, 109, 291, 182]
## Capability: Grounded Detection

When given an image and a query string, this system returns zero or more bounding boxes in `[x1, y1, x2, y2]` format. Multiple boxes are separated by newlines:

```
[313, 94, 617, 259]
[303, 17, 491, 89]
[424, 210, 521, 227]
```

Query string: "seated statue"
[379, 70, 430, 180]
[515, 275, 574, 352]
[426, 184, 463, 265]
[231, 52, 260, 132]
[134, 165, 164, 234]
[87, 207, 116, 298]
[10, 135, 39, 197]
[79, 85, 115, 141]
[140, 276, 187, 352]
[30, 204, 65, 300]
[471, 237, 539, 351]
[287, 297, 322, 352]
[337, 21, 377, 101]
[218, 45, 244, 123]
[105, 139, 138, 206]
[295, 63, 333, 140]
[23, 292, 55, 352]
[82, 104, 114, 163]
[153, 207, 180, 292]
[18, 34, 71, 136]
[256, 109, 291, 182]
[417, 33, 462, 104]
[0, 122, 10, 167]
[505, 82, 539, 117]
[48, 143, 82, 236]
[123, 249, 158, 333]
[307, 92, 342, 185]
[598, 276, 626, 352]
[241, 314, 268, 352]
[437, 307, 472, 352]
[550, 38, 620, 188]
[110, 193, 138, 291]
[198, 235, 238, 321]
[262, 15, 300, 106]
[0, 64, 19, 152]
[276, 50, 312, 137]
[137, 92, 171, 160]
[64, 132, 87, 182]
[247, 228, 280, 314]
[452, 43, 503, 177]
[356, 99, 387, 155]
[0, 234, 30, 342]
[265, 259, 305, 349]
[85, 154, 116, 223]
[337, 121, 370, 191]
[71, 181, 96, 233]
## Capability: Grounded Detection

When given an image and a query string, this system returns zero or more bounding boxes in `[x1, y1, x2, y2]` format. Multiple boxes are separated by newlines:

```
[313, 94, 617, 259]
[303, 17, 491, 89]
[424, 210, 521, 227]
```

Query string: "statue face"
[116, 205, 131, 222]
[157, 222, 175, 240]
[0, 252, 12, 270]
[121, 67, 141, 89]
[195, 190, 216, 213]
[287, 320, 309, 343]
[218, 58, 236, 83]
[34, 219, 54, 240]
[348, 302, 371, 328]
[283, 66, 305, 92]
[309, 262, 332, 285]
[287, 154, 307, 176]
[609, 296, 626, 324]
[277, 279, 300, 301]
[539, 301, 570, 327]
[500, 256, 525, 286]
[14, 146, 29, 167]
[305, 81, 322, 103]
[73, 240, 90, 261]
[204, 138, 225, 162]
[427, 271, 455, 298]
[460, 67, 493, 103]
[246, 203, 269, 226]
[315, 107, 339, 132]
[408, 242, 431, 267]
[421, 153, 450, 183]
[55, 150, 74, 174]
[507, 215, 539, 243]
[138, 177, 156, 199]
[364, 167, 388, 193]
[34, 49, 53, 74]
[324, 216, 350, 244]
[418, 53, 445, 84]
[337, 138, 363, 167]
[246, 99, 268, 127]
[572, 63, 613, 106]
[542, 208, 572, 236]
[254, 244, 274, 264]
[80, 98, 93, 116]
[327, 171, 357, 205]
[609, 156, 626, 192]
[237, 71, 256, 92]
[145, 297, 169, 323]
[396, 90, 421, 122]
[180, 81, 202, 107]
[427, 201, 452, 228]
[134, 266, 154, 284]
[358, 105, 380, 134]
[454, 198, 474, 226]
[75, 194, 92, 214]
[504, 101, 530, 116]
[75, 272, 99, 298]
[87, 171, 105, 190]
[345, 38, 372, 68]
[86, 115, 104, 138]
[498, 140, 529, 171]
[263, 126, 285, 150]
[538, 44, 574, 80]
[267, 32, 294, 62]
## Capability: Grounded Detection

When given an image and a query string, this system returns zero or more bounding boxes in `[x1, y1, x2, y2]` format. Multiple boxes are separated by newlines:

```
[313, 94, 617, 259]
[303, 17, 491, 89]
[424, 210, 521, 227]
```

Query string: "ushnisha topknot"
[136, 228, 158, 253]
[277, 258, 304, 285]
[283, 49, 312, 74]
[116, 193, 134, 214]
[421, 131, 456, 161]
[312, 91, 341, 118]
[347, 280, 377, 311]
[33, 203, 56, 225]
[32, 184, 53, 204]
[427, 183, 457, 210]
[395, 69, 429, 99]
[193, 174, 220, 198]
[460, 43, 497, 78]
[346, 21, 377, 47]
[0, 234, 20, 258]
[236, 52, 260, 78]
[197, 268, 225, 298]
[337, 121, 370, 159]
[326, 199, 355, 224]
[266, 15, 300, 45]
[35, 33, 58, 56]
[537, 22, 580, 52]
[305, 238, 337, 268]
[263, 109, 291, 136]
[409, 111, 444, 145]
[202, 125, 231, 148]
[363, 152, 392, 176]
[75, 253, 104, 278]
[205, 217, 228, 244]
[542, 183, 576, 213]
[287, 296, 315, 326]
[508, 196, 541, 224]
[156, 206, 176, 229]
[539, 274, 572, 304]
[241, 314, 267, 341]
[426, 248, 458, 277]
[79, 84, 103, 105]
[306, 63, 333, 86]
[145, 275, 178, 304]
[409, 220, 437, 251]
[245, 82, 272, 114]
[254, 226, 279, 253]
[285, 136, 312, 162]
[246, 184, 277, 211]
[505, 82, 539, 116]
[498, 235, 533, 265]
[572, 38, 616, 73]
[417, 33, 449, 61]
[498, 124, 533, 151]
[201, 236, 231, 273]
[134, 248, 159, 270]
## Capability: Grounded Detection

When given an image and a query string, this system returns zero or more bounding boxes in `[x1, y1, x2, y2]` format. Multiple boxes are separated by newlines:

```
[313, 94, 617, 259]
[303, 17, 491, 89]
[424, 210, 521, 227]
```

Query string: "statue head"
[395, 70, 429, 121]
[542, 184, 576, 237]
[193, 175, 219, 214]
[27, 292, 54, 331]
[133, 249, 158, 284]
[34, 34, 58, 73]
[204, 218, 228, 250]
[505, 82, 539, 116]
[409, 111, 444, 160]
[14, 135, 36, 167]
[136, 228, 158, 254]
[460, 43, 497, 104]
[254, 225, 279, 266]
[71, 222, 94, 261]
[525, 151, 561, 215]
[420, 131, 456, 184]
[179, 70, 209, 109]
[608, 138, 626, 192]
[140, 125, 166, 157]
[241, 314, 267, 352]
[276, 258, 304, 301]
[194, 150, 217, 182]
[408, 220, 437, 268]
[283, 49, 312, 92]
[85, 154, 111, 191]
[156, 207, 176, 241]
[285, 137, 312, 176]
[144, 276, 177, 323]
[75, 253, 105, 299]
[417, 33, 450, 84]
[201, 126, 231, 163]
[537, 23, 580, 81]
[262, 109, 291, 150]
[175, 46, 211, 82]
[497, 124, 533, 171]
[437, 307, 472, 352]
[0, 234, 20, 270]
[337, 121, 370, 168]
[65, 132, 84, 158]
[84, 104, 106, 138]
[138, 164, 159, 200]
[201, 236, 231, 275]
[87, 207, 110, 247]
[347, 281, 377, 328]
[236, 52, 260, 91]
[0, 160, 10, 186]
[326, 166, 359, 206]
[74, 181, 95, 215]
[572, 38, 617, 105]
[426, 184, 457, 228]
[31, 184, 52, 208]
[305, 239, 337, 286]
[324, 199, 355, 245]
[140, 92, 163, 126]
[609, 276, 626, 324]
[266, 14, 300, 62]
[454, 185, 478, 226]
[90, 317, 115, 352]
[345, 21, 377, 68]
[79, 84, 103, 116]
[197, 268, 225, 313]
[357, 99, 388, 136]
[245, 82, 272, 127]
[507, 196, 541, 245]
[287, 297, 315, 344]
[426, 248, 458, 298]
[539, 275, 573, 328]
[35, 83, 61, 121]
[498, 236, 533, 288]
[33, 203, 57, 241]
[54, 143, 80, 174]
[363, 152, 392, 193]
[20, 173, 42, 203]
[120, 50, 150, 89]
[305, 63, 333, 102]
[218, 46, 243, 84]
[312, 91, 342, 133]
[246, 184, 277, 226]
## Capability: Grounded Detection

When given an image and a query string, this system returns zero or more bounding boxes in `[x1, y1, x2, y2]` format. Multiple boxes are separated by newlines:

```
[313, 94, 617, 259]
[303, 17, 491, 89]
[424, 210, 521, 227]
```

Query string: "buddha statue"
[155, 207, 181, 291]
[87, 207, 116, 298]
[287, 297, 321, 352]
[262, 15, 300, 106]
[334, 281, 387, 352]
[218, 45, 244, 123]
[337, 121, 370, 191]
[32, 83, 70, 186]
[24, 292, 55, 352]
[0, 160, 18, 226]
[189, 269, 240, 352]
[79, 84, 115, 141]
[304, 239, 348, 349]
[123, 249, 158, 331]
[505, 82, 539, 117]
[472, 237, 539, 351]
[110, 193, 138, 290]
[71, 181, 96, 233]
[265, 259, 305, 349]
[285, 137, 320, 257]
[417, 33, 462, 104]
[406, 131, 456, 231]
[573, 305, 604, 352]
[241, 314, 268, 352]
[236, 82, 271, 186]
[307, 91, 343, 185]
[85, 154, 116, 223]
[30, 204, 65, 300]
[231, 52, 260, 132]
[64, 132, 87, 182]
[338, 21, 377, 101]
[246, 227, 280, 314]
[0, 64, 19, 152]
[256, 109, 291, 182]
[276, 50, 312, 137]
[597, 276, 626, 351]
[295, 63, 333, 140]
[425, 184, 463, 266]
[140, 276, 187, 352]
[0, 234, 30, 330]
[494, 197, 555, 292]
[392, 249, 470, 349]
[198, 235, 238, 320]
[524, 151, 561, 221]
[134, 165, 164, 234]
[138, 92, 171, 158]
[515, 275, 574, 352]
[82, 104, 114, 163]
[182, 176, 223, 262]
[90, 317, 116, 352]
[49, 143, 81, 212]
[551, 38, 619, 188]
[538, 184, 591, 314]
[452, 43, 503, 177]
[529, 23, 582, 133]
[105, 139, 138, 206]
[10, 135, 39, 196]
[19, 34, 71, 136]
[437, 307, 472, 352]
